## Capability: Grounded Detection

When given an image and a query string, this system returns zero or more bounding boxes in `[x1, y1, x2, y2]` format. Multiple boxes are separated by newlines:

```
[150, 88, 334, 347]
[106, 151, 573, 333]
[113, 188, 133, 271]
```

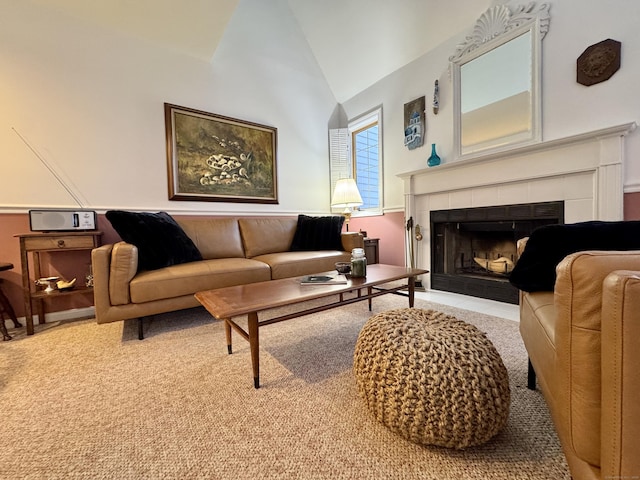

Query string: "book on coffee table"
[300, 274, 347, 285]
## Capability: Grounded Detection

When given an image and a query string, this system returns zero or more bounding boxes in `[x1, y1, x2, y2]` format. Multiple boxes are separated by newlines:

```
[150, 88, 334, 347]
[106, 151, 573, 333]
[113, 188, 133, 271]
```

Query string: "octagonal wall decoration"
[577, 38, 621, 87]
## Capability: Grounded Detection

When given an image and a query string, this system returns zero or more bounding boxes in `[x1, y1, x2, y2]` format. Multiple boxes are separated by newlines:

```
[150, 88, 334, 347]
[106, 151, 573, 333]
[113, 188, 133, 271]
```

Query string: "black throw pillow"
[290, 214, 345, 251]
[106, 210, 202, 271]
[509, 220, 640, 292]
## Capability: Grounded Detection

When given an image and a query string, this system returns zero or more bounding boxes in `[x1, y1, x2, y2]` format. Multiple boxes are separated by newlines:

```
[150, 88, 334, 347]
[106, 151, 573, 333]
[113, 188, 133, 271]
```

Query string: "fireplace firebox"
[430, 201, 564, 304]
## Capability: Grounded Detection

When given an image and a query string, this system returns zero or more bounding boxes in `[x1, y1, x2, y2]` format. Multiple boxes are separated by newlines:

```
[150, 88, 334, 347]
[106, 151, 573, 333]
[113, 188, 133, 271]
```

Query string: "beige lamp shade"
[331, 178, 363, 208]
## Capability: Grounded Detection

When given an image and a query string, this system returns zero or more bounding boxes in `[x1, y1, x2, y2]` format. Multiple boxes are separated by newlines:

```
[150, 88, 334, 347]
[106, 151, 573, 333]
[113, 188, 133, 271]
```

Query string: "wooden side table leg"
[19, 243, 35, 336]
[248, 312, 260, 388]
[24, 302, 34, 335]
[32, 251, 45, 325]
[35, 298, 45, 325]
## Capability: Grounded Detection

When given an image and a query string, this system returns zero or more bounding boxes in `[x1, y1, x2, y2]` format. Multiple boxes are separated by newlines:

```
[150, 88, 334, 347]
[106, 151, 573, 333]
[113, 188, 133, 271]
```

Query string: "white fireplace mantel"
[397, 122, 636, 285]
[398, 122, 636, 223]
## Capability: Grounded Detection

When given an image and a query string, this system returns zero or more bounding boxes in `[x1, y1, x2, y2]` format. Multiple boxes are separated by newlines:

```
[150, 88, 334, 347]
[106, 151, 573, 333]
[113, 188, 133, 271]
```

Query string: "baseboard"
[13, 306, 96, 325]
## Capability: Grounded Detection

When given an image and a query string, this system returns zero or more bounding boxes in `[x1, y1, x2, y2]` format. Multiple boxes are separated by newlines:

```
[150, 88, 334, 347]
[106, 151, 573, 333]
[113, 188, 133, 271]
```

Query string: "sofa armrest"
[341, 232, 364, 252]
[108, 242, 138, 305]
[601, 270, 640, 478]
[91, 242, 139, 323]
[92, 244, 114, 324]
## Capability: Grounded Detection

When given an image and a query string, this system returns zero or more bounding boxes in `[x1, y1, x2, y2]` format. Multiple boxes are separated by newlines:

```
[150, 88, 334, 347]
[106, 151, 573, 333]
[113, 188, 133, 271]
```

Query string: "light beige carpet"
[0, 295, 570, 479]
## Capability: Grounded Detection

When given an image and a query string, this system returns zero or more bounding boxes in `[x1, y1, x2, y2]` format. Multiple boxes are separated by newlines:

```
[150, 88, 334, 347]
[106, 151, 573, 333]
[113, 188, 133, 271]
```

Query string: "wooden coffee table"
[195, 264, 428, 388]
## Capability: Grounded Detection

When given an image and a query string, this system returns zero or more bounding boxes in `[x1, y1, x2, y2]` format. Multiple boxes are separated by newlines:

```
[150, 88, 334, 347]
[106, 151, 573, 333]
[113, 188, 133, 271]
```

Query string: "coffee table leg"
[225, 319, 232, 354]
[248, 311, 260, 388]
[408, 276, 416, 307]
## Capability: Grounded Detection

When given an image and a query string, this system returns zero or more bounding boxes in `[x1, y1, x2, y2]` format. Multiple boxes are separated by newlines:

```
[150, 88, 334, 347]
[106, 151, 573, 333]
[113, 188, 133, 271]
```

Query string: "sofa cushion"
[106, 210, 202, 271]
[290, 215, 345, 252]
[177, 217, 245, 259]
[238, 217, 297, 258]
[129, 258, 271, 303]
[253, 250, 351, 279]
[509, 220, 640, 292]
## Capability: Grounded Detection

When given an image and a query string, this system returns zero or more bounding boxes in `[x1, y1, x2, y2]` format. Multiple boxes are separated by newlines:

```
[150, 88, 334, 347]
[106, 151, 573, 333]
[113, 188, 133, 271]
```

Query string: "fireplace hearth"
[430, 201, 563, 304]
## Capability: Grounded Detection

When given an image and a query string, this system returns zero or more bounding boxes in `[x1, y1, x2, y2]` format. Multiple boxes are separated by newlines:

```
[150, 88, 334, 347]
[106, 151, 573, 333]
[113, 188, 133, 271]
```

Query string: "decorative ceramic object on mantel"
[427, 144, 441, 167]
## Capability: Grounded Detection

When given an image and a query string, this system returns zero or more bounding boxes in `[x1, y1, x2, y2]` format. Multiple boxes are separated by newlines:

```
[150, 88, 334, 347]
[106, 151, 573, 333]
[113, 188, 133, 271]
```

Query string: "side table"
[15, 231, 102, 335]
[364, 238, 379, 265]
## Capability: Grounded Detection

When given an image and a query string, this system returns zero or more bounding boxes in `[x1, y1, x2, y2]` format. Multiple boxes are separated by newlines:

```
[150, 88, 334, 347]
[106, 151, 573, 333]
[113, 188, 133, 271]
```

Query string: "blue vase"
[427, 143, 441, 167]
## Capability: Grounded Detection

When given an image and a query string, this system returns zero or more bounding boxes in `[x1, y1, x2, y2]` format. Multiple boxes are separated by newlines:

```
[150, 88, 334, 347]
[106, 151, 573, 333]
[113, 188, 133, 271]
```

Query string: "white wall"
[341, 0, 640, 212]
[3, 1, 639, 218]
[0, 0, 337, 215]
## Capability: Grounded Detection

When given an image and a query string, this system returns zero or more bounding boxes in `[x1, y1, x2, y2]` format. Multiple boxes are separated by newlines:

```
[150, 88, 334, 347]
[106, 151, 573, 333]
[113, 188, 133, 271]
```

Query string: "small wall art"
[404, 96, 426, 150]
[577, 38, 621, 87]
[165, 103, 278, 203]
[433, 80, 439, 115]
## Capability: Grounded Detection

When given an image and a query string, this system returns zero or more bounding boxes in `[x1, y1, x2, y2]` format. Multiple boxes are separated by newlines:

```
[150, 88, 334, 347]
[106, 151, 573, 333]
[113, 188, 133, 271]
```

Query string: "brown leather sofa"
[517, 238, 640, 480]
[92, 216, 363, 335]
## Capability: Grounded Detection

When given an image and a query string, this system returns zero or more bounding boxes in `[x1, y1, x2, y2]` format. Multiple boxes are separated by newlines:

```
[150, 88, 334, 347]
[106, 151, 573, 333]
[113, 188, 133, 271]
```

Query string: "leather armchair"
[518, 240, 640, 480]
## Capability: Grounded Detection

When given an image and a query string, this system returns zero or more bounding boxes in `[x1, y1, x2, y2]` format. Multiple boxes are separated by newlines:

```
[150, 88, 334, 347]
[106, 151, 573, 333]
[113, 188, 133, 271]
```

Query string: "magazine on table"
[300, 274, 348, 285]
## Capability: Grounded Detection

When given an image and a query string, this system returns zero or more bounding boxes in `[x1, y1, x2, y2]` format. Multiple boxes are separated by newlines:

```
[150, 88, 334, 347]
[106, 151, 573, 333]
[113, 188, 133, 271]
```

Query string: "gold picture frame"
[165, 103, 278, 203]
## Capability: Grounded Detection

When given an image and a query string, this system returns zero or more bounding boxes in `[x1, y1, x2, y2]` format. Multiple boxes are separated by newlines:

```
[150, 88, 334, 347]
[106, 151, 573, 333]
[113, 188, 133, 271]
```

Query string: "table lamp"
[331, 178, 363, 231]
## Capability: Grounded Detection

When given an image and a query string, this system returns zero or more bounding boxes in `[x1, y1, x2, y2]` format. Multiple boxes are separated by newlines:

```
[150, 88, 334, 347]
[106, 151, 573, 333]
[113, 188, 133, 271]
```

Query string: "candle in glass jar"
[351, 248, 367, 278]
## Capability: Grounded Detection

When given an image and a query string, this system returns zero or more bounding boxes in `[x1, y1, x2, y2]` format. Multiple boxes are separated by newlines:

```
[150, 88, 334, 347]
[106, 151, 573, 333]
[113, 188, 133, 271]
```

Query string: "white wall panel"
[0, 0, 337, 215]
[342, 0, 640, 212]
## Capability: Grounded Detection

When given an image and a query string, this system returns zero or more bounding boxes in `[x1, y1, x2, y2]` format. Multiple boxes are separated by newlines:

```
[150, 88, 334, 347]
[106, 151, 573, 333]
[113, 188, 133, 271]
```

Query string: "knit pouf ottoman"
[353, 308, 510, 449]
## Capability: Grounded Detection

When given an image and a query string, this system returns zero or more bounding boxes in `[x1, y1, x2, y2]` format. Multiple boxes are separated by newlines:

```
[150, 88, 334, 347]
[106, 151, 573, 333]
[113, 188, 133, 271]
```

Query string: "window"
[352, 121, 379, 210]
[329, 107, 382, 214]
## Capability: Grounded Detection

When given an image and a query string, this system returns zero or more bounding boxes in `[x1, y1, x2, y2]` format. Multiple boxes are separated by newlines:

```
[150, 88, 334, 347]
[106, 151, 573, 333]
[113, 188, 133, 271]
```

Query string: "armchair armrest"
[601, 270, 640, 478]
[553, 250, 640, 466]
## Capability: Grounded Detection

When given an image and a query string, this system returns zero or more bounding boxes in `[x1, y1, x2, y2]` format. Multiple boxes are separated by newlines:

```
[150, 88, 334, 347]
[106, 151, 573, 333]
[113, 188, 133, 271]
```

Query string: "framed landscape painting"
[165, 103, 278, 203]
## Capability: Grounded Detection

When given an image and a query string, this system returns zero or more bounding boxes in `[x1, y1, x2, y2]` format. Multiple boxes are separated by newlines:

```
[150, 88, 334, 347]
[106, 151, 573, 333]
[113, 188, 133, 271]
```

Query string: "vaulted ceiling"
[27, 0, 494, 102]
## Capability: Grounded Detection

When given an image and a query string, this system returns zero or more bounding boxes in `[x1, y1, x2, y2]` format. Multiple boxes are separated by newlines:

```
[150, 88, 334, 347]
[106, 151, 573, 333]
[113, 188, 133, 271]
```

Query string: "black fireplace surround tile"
[430, 201, 564, 303]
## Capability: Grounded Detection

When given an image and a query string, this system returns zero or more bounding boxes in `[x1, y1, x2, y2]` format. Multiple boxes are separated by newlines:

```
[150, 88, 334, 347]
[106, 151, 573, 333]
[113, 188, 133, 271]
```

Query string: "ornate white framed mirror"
[450, 3, 550, 161]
